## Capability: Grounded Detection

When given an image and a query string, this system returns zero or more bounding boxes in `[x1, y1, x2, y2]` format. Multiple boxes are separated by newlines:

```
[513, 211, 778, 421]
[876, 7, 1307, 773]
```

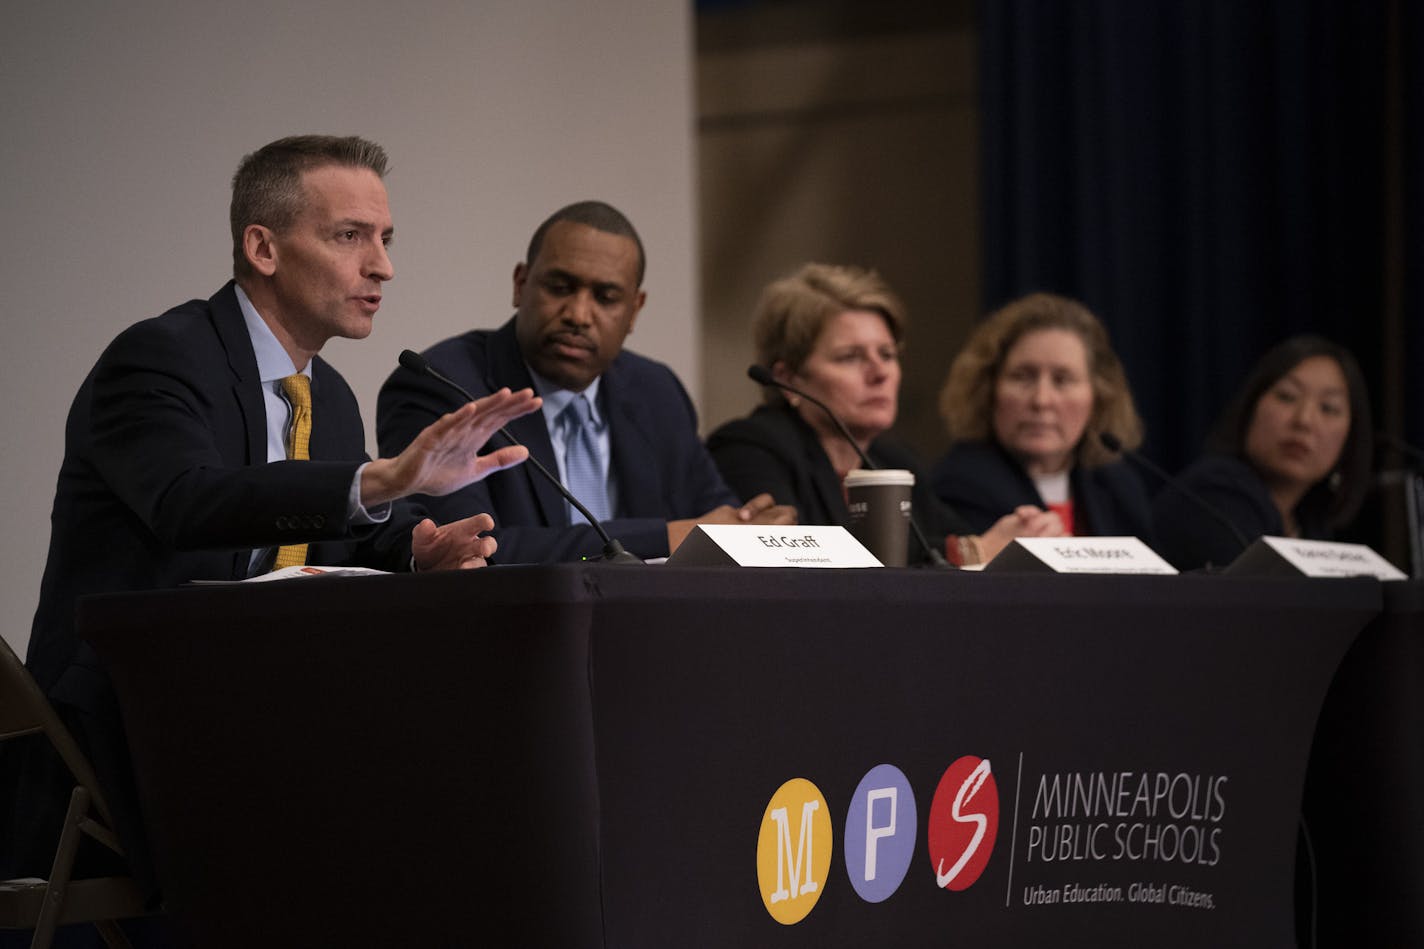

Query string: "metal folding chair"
[0, 637, 150, 949]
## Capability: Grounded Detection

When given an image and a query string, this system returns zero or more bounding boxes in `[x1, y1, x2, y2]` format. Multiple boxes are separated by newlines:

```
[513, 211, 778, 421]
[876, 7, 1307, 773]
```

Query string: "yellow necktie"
[272, 374, 312, 570]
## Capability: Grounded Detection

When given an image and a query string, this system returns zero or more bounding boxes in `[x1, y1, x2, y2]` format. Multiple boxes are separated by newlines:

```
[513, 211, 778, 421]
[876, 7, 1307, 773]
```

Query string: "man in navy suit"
[14, 135, 540, 897]
[377, 201, 796, 563]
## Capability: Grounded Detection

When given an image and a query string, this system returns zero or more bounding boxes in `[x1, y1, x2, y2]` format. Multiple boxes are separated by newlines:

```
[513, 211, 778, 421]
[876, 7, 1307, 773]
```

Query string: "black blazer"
[706, 403, 969, 565]
[928, 440, 1154, 542]
[23, 281, 421, 894]
[31, 282, 419, 695]
[1150, 453, 1327, 571]
[377, 318, 738, 563]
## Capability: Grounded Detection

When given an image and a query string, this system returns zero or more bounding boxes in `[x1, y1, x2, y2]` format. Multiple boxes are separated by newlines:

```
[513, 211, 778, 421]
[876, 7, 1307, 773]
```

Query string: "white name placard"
[665, 524, 883, 568]
[1232, 536, 1407, 580]
[985, 536, 1178, 575]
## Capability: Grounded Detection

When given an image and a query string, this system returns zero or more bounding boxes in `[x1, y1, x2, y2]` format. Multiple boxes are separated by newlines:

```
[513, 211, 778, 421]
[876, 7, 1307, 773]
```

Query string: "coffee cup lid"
[843, 468, 915, 487]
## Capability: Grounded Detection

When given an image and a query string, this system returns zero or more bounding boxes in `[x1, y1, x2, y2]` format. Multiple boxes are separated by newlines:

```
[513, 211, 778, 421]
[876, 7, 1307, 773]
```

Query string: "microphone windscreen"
[1098, 432, 1124, 453]
[747, 365, 776, 386]
[399, 349, 428, 373]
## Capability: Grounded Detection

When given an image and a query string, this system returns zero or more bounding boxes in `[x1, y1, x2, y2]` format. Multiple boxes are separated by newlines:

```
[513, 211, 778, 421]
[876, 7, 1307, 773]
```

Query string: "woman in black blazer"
[929, 293, 1154, 542]
[707, 264, 1063, 566]
[1151, 335, 1373, 571]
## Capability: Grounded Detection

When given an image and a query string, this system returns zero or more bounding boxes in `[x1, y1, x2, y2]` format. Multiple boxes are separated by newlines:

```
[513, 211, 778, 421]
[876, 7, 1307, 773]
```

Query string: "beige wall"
[0, 0, 698, 659]
[3, 2, 986, 660]
[697, 21, 981, 460]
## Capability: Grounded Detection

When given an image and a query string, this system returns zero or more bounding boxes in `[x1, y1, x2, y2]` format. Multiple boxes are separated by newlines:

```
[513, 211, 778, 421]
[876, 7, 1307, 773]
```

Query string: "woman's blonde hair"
[752, 263, 905, 402]
[938, 292, 1142, 468]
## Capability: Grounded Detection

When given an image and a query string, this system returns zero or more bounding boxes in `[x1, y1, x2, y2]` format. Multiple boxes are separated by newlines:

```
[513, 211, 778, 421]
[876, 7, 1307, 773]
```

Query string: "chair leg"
[30, 786, 90, 949]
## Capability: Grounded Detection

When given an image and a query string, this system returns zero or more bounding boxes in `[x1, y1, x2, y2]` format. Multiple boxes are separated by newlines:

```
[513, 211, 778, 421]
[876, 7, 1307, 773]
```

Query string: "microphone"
[748, 365, 952, 568]
[1098, 432, 1250, 554]
[1376, 431, 1424, 468]
[398, 350, 643, 565]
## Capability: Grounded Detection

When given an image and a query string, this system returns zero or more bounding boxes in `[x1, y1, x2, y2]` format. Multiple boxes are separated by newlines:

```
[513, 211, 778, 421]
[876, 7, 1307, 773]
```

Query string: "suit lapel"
[1069, 466, 1098, 535]
[209, 282, 269, 578]
[798, 409, 850, 522]
[996, 442, 1047, 509]
[487, 321, 567, 526]
[210, 282, 267, 468]
[307, 357, 363, 462]
[603, 362, 663, 518]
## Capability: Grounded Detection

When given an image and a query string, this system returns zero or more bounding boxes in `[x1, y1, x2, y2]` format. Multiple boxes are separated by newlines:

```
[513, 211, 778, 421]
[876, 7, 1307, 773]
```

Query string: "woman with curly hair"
[930, 292, 1153, 541]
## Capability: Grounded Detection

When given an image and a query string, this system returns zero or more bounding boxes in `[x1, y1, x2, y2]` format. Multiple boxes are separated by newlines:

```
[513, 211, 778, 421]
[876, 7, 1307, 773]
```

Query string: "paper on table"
[189, 565, 391, 584]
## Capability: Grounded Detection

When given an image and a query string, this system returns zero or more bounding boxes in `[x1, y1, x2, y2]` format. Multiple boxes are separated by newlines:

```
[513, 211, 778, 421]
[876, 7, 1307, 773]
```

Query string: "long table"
[80, 566, 1379, 947]
[1300, 578, 1424, 946]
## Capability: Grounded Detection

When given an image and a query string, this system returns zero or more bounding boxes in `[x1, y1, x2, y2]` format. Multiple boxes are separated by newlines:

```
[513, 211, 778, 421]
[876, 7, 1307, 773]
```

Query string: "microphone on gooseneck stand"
[1376, 431, 1424, 469]
[1097, 432, 1250, 555]
[398, 349, 644, 565]
[747, 365, 952, 569]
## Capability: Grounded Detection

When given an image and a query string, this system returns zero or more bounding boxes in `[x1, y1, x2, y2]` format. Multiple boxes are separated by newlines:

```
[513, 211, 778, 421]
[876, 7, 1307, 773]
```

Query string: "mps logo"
[756, 755, 1000, 925]
[927, 756, 998, 891]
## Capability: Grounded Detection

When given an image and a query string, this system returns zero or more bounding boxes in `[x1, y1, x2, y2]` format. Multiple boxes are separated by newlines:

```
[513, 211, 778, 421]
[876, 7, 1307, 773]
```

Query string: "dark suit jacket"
[706, 403, 970, 566]
[1150, 453, 1326, 571]
[31, 281, 419, 695]
[376, 318, 737, 563]
[928, 440, 1155, 542]
[20, 282, 421, 891]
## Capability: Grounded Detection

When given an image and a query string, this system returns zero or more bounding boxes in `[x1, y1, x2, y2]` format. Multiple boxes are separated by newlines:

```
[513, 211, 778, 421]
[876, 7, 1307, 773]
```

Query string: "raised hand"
[361, 387, 541, 506]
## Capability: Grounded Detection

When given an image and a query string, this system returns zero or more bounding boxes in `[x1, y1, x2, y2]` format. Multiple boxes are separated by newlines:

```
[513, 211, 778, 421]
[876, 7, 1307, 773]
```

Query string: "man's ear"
[625, 289, 647, 334]
[511, 262, 528, 307]
[244, 225, 279, 277]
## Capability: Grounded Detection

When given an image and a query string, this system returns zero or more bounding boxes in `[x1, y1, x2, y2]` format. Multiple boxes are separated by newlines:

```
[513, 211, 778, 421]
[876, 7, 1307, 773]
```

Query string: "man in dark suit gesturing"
[377, 201, 795, 563]
[17, 135, 540, 892]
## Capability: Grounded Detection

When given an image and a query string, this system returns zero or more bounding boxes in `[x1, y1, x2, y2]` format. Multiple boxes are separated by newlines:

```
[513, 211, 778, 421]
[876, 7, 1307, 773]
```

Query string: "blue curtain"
[980, 0, 1417, 472]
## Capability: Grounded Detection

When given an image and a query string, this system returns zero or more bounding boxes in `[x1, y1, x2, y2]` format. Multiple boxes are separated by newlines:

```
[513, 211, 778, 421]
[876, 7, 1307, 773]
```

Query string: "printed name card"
[665, 524, 883, 568]
[1227, 536, 1407, 580]
[984, 537, 1179, 575]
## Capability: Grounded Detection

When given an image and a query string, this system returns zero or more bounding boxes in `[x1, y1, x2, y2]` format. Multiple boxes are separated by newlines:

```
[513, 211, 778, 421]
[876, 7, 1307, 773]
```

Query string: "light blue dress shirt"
[524, 367, 620, 520]
[235, 284, 387, 573]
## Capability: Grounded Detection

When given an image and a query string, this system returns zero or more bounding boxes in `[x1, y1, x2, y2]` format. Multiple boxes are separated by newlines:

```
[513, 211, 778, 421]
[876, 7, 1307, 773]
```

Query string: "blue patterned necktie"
[560, 395, 611, 524]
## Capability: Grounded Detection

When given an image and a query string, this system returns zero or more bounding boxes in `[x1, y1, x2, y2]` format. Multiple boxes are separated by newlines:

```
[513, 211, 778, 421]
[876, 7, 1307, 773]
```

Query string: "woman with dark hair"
[929, 292, 1154, 541]
[707, 263, 1063, 567]
[1151, 335, 1374, 571]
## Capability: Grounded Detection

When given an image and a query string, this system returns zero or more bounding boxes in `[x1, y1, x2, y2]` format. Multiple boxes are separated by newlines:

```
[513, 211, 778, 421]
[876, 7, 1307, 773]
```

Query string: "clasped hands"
[667, 493, 799, 554]
[975, 504, 1067, 564]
